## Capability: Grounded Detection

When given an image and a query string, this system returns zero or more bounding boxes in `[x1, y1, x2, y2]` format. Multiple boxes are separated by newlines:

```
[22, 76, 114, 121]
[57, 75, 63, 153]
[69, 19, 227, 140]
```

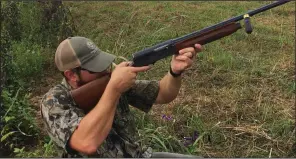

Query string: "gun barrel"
[247, 0, 290, 16]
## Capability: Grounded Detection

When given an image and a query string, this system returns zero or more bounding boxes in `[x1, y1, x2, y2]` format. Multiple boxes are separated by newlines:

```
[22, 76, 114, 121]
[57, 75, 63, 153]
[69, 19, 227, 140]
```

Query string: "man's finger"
[194, 44, 202, 52]
[117, 61, 131, 67]
[179, 47, 195, 55]
[175, 55, 191, 62]
[183, 52, 194, 59]
[130, 65, 151, 73]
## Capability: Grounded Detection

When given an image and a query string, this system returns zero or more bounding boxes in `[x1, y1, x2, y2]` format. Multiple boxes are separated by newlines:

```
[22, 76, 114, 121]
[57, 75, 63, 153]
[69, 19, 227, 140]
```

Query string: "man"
[41, 36, 202, 158]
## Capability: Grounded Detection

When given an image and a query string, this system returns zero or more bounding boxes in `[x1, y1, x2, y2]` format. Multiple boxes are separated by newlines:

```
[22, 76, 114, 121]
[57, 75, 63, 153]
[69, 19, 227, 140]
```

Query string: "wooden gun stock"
[70, 75, 110, 112]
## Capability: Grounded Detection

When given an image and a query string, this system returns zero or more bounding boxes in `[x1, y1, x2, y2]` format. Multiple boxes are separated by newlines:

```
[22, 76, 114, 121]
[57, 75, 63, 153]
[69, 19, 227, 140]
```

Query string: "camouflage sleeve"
[125, 80, 160, 113]
[40, 85, 85, 154]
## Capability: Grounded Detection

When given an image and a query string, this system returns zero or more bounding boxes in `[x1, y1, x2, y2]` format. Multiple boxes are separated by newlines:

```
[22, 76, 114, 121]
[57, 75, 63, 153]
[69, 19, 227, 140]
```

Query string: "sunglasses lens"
[81, 64, 112, 74]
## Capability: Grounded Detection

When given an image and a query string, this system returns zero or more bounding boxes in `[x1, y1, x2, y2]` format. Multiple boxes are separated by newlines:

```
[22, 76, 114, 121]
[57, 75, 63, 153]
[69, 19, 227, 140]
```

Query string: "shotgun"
[71, 1, 290, 111]
[131, 0, 290, 66]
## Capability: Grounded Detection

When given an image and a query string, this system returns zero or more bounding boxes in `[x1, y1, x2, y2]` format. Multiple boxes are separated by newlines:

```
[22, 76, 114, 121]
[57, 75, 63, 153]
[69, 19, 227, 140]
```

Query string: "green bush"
[1, 1, 76, 156]
[1, 88, 39, 154]
[10, 42, 45, 85]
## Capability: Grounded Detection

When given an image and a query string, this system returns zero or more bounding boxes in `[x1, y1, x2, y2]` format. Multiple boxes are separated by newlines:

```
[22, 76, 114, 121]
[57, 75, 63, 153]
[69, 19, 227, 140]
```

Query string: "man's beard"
[76, 80, 88, 87]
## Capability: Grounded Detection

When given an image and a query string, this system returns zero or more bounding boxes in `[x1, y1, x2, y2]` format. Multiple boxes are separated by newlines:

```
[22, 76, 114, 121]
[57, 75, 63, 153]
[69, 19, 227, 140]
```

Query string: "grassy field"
[61, 1, 295, 158]
[19, 1, 294, 158]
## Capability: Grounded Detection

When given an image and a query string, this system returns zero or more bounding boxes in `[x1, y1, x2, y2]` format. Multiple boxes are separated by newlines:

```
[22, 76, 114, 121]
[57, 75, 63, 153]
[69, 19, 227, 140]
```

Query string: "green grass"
[21, 1, 294, 158]
[64, 1, 294, 158]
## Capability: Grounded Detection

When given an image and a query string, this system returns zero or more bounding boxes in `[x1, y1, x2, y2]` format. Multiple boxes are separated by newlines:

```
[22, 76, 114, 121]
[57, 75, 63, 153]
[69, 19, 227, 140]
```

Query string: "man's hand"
[108, 62, 151, 94]
[170, 44, 202, 74]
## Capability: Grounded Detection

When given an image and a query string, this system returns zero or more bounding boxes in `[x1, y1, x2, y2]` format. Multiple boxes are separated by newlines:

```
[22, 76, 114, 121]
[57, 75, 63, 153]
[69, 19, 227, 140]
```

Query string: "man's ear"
[64, 70, 78, 82]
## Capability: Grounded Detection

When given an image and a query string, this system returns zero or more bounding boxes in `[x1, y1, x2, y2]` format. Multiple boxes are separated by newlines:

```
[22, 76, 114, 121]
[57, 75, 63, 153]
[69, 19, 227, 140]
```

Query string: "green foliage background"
[0, 1, 76, 157]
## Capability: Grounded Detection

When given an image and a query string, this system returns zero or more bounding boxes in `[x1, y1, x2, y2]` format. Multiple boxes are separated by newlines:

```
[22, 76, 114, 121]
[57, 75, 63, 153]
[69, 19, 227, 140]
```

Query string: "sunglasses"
[80, 68, 96, 74]
[80, 65, 113, 74]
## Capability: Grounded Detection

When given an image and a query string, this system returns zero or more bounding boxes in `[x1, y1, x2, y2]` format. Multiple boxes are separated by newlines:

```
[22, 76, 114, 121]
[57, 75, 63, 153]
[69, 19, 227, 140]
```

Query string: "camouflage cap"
[55, 36, 115, 72]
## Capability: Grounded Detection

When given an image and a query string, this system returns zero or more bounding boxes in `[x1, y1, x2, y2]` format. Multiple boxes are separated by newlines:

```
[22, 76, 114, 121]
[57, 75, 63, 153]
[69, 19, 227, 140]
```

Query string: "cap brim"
[81, 51, 116, 72]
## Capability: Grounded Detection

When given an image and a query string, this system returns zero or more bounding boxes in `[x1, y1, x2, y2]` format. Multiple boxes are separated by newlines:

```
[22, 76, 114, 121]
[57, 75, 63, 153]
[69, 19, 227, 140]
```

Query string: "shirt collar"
[61, 78, 73, 90]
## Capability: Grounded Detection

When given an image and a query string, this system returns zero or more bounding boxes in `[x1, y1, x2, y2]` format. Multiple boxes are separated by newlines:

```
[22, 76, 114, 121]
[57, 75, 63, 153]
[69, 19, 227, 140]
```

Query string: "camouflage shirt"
[40, 78, 159, 158]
